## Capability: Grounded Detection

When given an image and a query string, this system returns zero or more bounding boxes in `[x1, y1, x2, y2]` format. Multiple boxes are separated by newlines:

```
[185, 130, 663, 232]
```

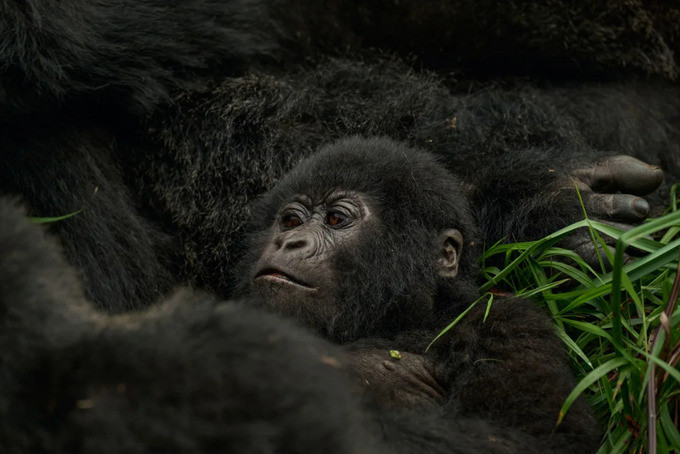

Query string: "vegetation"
[474, 185, 680, 453]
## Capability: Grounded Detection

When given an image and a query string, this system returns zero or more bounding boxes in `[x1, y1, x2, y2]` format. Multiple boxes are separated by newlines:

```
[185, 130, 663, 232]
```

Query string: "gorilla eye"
[282, 214, 303, 229]
[326, 212, 347, 227]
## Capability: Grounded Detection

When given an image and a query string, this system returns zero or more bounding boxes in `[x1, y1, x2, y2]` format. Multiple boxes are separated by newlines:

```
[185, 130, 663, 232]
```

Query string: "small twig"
[647, 248, 680, 454]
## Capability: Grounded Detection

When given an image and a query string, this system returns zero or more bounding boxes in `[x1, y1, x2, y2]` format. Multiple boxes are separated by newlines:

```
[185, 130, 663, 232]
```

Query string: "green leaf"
[557, 357, 628, 425]
[556, 329, 593, 369]
[660, 401, 680, 449]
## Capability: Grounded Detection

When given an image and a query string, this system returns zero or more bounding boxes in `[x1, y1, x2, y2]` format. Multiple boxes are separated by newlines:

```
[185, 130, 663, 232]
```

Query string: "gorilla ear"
[437, 229, 463, 279]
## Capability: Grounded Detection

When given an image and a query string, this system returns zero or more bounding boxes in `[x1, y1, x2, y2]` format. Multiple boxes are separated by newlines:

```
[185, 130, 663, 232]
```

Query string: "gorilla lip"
[254, 268, 314, 289]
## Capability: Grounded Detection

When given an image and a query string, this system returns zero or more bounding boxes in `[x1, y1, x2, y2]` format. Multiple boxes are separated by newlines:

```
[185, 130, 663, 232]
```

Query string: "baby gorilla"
[237, 136, 601, 452]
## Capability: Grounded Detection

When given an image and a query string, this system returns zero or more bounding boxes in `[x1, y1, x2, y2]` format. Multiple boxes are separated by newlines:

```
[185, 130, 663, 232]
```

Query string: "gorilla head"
[236, 137, 480, 342]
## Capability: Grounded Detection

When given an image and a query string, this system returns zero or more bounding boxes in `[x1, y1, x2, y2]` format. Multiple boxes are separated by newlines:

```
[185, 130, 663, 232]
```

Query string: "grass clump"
[475, 186, 680, 453]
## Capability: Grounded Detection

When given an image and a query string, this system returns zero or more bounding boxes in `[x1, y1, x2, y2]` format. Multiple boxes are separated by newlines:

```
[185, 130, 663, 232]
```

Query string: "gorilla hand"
[565, 155, 663, 267]
[573, 155, 663, 221]
[344, 348, 446, 409]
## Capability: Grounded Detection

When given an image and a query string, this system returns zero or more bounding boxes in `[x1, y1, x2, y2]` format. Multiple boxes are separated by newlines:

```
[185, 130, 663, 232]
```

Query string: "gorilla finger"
[595, 219, 637, 232]
[590, 219, 653, 257]
[577, 155, 663, 195]
[562, 235, 633, 270]
[562, 219, 648, 253]
[399, 373, 445, 399]
[586, 193, 650, 221]
[408, 366, 446, 396]
[592, 218, 654, 241]
[578, 219, 633, 247]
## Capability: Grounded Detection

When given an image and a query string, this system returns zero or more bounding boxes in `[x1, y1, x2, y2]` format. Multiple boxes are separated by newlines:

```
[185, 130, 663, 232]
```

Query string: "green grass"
[474, 187, 680, 453]
[28, 210, 82, 224]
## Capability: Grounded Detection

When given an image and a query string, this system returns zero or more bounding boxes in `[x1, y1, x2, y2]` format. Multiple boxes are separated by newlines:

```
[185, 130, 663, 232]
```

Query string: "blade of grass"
[557, 357, 628, 425]
[426, 293, 492, 351]
[28, 210, 82, 224]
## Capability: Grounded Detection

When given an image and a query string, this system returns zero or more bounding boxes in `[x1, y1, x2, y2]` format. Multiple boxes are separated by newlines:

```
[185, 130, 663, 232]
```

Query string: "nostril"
[283, 239, 307, 250]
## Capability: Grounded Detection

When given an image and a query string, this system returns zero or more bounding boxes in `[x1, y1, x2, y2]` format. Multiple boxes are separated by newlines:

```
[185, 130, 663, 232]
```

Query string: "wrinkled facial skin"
[250, 191, 372, 329]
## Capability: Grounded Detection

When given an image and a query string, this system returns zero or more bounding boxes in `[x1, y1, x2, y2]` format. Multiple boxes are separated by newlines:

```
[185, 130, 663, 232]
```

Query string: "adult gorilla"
[236, 137, 601, 452]
[0, 1, 675, 312]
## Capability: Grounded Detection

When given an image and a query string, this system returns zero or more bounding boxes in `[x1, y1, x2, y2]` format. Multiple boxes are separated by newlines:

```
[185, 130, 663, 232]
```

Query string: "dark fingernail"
[632, 198, 649, 217]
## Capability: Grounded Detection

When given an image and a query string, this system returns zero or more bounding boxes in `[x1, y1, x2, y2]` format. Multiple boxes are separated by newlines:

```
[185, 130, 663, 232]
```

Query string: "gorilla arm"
[434, 298, 600, 449]
[342, 299, 600, 452]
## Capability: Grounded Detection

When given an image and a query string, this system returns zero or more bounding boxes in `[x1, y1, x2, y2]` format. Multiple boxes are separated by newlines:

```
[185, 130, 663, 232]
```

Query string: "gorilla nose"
[275, 231, 317, 257]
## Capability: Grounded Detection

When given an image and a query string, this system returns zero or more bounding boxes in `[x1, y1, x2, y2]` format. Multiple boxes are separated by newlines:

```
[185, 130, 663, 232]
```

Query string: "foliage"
[479, 185, 680, 453]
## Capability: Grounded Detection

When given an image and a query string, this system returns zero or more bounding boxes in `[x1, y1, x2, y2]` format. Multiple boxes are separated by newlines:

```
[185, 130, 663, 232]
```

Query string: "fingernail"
[632, 198, 649, 217]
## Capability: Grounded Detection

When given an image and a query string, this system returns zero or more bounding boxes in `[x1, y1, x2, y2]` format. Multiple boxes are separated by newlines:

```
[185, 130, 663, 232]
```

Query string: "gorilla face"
[237, 137, 473, 342]
[251, 191, 375, 327]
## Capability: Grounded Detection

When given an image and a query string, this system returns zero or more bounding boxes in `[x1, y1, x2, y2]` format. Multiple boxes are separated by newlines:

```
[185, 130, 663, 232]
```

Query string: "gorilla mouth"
[255, 268, 314, 289]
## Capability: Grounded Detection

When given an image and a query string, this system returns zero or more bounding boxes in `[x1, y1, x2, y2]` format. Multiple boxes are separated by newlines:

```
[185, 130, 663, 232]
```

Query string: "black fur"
[0, 0, 282, 116]
[236, 138, 601, 452]
[3, 0, 680, 119]
[1, 124, 175, 312]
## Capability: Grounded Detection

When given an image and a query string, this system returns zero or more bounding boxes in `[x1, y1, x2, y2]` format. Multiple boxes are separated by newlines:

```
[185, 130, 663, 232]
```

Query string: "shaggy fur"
[3, 0, 680, 119]
[141, 58, 680, 297]
[2, 2, 679, 309]
[1, 125, 175, 312]
[0, 3, 671, 451]
[235, 139, 601, 452]
[0, 0, 282, 116]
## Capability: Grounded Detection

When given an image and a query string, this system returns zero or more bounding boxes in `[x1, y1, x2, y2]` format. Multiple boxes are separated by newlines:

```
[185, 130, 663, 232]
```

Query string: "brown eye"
[283, 214, 302, 229]
[327, 212, 346, 227]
